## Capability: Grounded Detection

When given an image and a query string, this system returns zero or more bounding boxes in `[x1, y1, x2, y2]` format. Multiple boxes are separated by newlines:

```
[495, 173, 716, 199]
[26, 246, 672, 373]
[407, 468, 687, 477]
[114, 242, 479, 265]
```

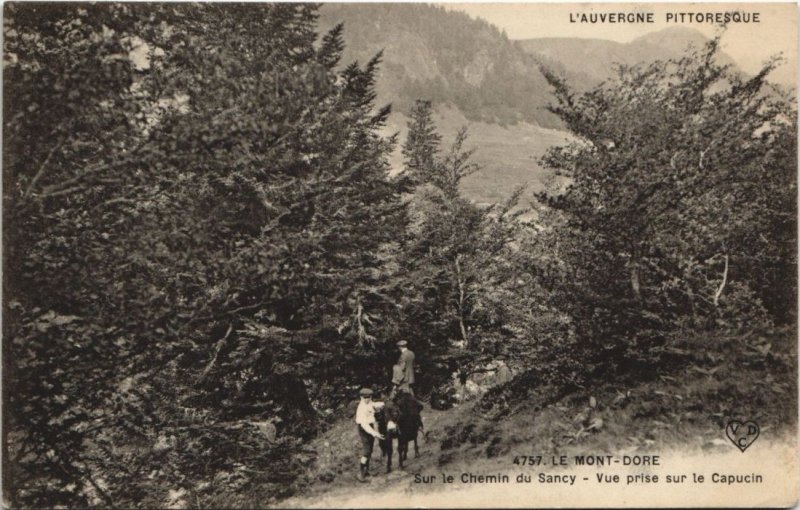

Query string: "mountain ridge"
[316, 5, 762, 206]
[517, 26, 736, 90]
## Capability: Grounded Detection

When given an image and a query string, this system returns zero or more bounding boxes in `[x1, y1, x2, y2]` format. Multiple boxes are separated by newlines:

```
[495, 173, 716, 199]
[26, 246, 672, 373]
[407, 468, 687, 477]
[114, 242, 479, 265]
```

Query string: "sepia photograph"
[2, 2, 797, 508]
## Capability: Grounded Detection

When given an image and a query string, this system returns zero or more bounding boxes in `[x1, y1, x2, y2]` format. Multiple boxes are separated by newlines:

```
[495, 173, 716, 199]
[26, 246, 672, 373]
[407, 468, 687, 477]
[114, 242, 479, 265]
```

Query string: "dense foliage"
[4, 4, 408, 506]
[3, 5, 796, 508]
[535, 39, 797, 374]
[398, 100, 531, 365]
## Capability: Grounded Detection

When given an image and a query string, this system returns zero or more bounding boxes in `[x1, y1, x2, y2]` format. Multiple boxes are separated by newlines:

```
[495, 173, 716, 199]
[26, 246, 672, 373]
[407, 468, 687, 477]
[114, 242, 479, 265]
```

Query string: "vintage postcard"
[3, 2, 797, 508]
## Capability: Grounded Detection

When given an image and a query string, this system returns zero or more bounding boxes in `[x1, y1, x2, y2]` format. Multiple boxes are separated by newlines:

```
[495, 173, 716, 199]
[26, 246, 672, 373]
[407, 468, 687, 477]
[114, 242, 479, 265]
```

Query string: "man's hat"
[396, 340, 408, 347]
[359, 388, 373, 397]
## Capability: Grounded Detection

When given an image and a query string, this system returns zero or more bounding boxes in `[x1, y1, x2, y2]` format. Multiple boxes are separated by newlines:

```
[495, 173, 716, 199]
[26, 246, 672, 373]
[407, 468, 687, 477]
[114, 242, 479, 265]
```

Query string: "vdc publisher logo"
[726, 420, 760, 452]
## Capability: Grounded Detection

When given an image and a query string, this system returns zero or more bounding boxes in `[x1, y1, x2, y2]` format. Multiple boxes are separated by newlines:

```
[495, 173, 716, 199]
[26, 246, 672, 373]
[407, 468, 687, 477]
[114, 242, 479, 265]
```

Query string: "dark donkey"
[376, 391, 423, 472]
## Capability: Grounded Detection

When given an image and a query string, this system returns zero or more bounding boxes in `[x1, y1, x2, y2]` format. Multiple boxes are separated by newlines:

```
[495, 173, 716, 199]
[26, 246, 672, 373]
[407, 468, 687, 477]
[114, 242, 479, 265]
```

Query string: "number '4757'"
[512, 456, 543, 466]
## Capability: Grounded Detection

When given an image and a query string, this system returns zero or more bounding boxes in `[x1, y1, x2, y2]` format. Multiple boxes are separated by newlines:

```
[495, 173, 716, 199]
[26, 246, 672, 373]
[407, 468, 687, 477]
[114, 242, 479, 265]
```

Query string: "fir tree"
[402, 99, 442, 186]
[399, 104, 524, 361]
[4, 4, 405, 506]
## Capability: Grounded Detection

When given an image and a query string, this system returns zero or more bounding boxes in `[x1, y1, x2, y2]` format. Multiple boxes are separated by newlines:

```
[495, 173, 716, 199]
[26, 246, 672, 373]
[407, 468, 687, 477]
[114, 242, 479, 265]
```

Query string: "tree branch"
[79, 461, 113, 507]
[186, 301, 268, 328]
[197, 323, 233, 384]
[23, 137, 65, 199]
[699, 138, 718, 170]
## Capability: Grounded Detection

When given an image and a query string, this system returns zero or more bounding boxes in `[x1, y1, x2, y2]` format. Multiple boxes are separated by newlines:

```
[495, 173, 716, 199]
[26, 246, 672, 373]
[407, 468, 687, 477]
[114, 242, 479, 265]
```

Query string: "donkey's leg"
[414, 433, 420, 457]
[399, 439, 407, 467]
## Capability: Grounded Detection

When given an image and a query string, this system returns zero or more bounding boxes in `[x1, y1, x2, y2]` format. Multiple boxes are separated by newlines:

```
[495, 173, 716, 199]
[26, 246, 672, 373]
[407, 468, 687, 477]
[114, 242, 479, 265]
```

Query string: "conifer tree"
[399, 104, 524, 362]
[402, 99, 442, 186]
[538, 38, 796, 368]
[4, 4, 405, 506]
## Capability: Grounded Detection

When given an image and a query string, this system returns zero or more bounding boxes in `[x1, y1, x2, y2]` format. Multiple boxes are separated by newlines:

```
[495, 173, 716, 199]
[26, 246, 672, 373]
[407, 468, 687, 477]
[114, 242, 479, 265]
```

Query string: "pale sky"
[442, 2, 797, 86]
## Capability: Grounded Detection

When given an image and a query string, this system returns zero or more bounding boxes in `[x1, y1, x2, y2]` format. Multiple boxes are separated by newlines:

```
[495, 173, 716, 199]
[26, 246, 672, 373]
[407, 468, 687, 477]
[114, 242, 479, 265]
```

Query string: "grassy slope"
[382, 106, 572, 206]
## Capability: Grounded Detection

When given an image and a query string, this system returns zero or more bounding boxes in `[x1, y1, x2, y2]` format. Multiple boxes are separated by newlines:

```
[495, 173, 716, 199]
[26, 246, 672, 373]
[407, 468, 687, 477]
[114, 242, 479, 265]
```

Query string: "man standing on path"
[397, 340, 415, 396]
[355, 388, 384, 482]
[390, 363, 410, 398]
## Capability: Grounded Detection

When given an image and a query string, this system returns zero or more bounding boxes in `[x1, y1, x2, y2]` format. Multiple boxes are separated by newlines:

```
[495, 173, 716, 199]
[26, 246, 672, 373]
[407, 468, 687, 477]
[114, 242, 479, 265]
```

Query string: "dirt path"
[278, 374, 799, 508]
[278, 402, 478, 508]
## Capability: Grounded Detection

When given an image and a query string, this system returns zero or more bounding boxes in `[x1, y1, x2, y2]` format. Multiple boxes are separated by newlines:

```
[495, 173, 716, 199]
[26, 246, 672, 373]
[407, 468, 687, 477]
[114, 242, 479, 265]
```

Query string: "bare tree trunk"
[686, 284, 697, 324]
[454, 255, 469, 346]
[458, 316, 468, 346]
[630, 261, 641, 301]
[355, 300, 366, 344]
[713, 254, 729, 307]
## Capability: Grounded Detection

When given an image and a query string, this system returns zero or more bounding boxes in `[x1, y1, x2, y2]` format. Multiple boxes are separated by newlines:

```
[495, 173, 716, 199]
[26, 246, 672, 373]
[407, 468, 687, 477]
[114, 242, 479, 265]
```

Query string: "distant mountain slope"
[315, 8, 758, 206]
[317, 3, 561, 128]
[380, 107, 571, 206]
[518, 27, 736, 89]
[317, 3, 573, 206]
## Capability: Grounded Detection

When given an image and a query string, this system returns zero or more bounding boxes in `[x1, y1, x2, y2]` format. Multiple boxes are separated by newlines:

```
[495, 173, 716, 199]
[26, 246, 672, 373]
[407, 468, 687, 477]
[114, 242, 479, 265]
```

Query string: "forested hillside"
[316, 3, 572, 206]
[317, 3, 561, 128]
[315, 7, 751, 208]
[3, 4, 796, 509]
